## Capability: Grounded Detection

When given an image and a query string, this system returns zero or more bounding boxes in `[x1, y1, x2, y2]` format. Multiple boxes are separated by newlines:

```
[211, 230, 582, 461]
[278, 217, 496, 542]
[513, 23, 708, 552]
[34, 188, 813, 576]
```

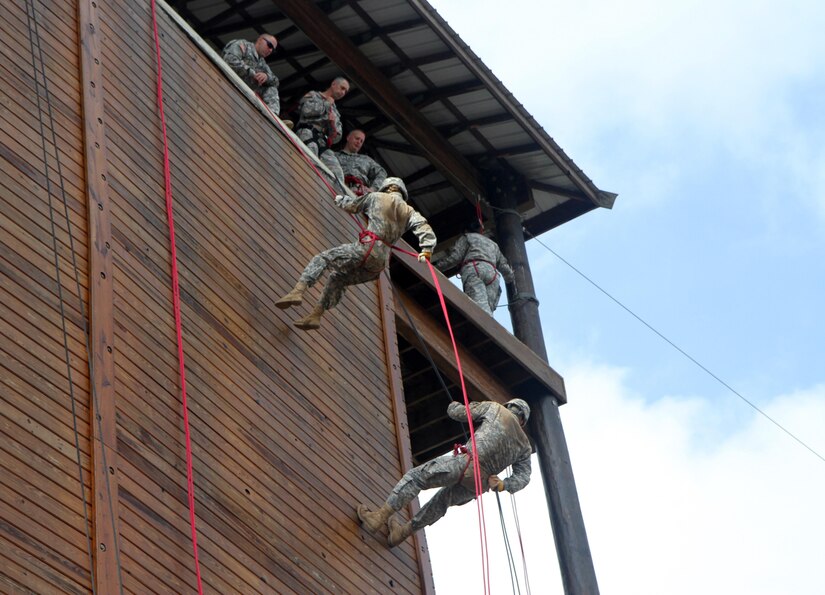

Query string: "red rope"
[260, 91, 492, 592]
[425, 261, 491, 594]
[150, 3, 204, 593]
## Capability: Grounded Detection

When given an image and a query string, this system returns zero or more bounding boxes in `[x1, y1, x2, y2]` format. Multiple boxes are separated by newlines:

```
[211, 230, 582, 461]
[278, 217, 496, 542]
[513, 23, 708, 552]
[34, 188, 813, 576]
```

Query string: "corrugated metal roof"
[170, 0, 616, 242]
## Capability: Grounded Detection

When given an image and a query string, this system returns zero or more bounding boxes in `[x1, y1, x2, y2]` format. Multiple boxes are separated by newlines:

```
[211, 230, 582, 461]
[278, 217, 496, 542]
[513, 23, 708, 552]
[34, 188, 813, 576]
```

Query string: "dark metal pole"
[494, 196, 600, 595]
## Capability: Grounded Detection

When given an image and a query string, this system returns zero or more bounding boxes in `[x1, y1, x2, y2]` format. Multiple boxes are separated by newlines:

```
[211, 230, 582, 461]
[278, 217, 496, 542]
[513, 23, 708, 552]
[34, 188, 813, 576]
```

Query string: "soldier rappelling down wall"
[433, 220, 515, 315]
[358, 399, 532, 547]
[275, 177, 436, 330]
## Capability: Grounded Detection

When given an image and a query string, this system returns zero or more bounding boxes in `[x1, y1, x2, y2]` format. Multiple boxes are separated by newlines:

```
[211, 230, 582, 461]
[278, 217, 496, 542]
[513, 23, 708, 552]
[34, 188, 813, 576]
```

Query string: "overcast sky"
[421, 1, 825, 592]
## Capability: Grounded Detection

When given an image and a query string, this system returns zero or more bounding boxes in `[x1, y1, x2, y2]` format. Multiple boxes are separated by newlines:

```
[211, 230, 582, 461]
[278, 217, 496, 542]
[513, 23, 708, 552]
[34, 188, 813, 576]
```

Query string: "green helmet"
[505, 398, 530, 424]
[379, 176, 408, 201]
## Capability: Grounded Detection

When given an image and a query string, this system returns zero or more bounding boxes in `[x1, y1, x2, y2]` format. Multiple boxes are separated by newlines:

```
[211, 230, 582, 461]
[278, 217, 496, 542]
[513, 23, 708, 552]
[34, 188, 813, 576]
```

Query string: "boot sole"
[294, 319, 321, 330]
[274, 297, 302, 310]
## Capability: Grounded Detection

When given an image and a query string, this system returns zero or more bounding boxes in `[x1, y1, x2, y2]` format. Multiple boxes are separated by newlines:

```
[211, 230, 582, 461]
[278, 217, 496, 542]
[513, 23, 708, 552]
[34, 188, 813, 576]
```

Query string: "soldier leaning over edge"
[222, 34, 281, 117]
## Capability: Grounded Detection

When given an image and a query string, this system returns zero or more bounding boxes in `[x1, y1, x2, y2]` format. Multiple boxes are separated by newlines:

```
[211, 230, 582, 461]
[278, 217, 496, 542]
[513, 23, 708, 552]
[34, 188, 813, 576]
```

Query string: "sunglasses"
[265, 39, 276, 51]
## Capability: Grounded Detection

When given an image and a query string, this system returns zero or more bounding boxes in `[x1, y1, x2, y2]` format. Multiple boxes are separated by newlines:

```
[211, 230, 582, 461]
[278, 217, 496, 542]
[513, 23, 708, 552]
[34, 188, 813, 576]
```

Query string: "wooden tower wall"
[1, 0, 431, 593]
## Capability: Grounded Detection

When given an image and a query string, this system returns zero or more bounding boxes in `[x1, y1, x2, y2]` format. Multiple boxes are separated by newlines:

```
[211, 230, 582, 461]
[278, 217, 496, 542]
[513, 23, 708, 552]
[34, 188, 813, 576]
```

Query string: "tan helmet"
[379, 176, 408, 201]
[505, 398, 530, 424]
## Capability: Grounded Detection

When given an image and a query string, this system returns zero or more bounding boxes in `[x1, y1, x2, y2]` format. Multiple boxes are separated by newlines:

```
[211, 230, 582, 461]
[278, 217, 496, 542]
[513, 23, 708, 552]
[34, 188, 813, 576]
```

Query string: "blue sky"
[422, 0, 825, 592]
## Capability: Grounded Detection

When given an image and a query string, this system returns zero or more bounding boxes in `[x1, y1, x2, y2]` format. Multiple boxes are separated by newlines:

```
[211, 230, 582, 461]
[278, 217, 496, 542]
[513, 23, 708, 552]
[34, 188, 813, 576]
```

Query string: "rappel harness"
[358, 229, 387, 267]
[295, 123, 334, 155]
[453, 443, 474, 483]
[464, 258, 500, 285]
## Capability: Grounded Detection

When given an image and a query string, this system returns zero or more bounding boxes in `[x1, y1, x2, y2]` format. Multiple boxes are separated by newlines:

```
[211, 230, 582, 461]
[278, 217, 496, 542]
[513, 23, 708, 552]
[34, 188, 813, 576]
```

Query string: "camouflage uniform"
[338, 150, 387, 195]
[298, 189, 436, 311]
[296, 90, 344, 183]
[434, 232, 515, 315]
[387, 401, 532, 531]
[222, 39, 280, 114]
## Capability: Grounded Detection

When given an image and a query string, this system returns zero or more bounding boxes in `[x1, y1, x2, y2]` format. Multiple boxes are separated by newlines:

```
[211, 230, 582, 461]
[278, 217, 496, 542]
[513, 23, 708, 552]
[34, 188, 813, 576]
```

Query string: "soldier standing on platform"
[275, 177, 435, 331]
[337, 129, 387, 196]
[357, 399, 532, 547]
[433, 220, 515, 315]
[295, 77, 350, 184]
[222, 34, 281, 116]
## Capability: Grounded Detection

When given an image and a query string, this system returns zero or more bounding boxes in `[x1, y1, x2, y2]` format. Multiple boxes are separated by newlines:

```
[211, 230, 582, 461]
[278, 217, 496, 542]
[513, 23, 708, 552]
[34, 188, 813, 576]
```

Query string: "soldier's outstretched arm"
[432, 234, 467, 271]
[504, 454, 532, 494]
[497, 250, 515, 284]
[447, 400, 494, 424]
[407, 211, 436, 255]
[334, 192, 371, 214]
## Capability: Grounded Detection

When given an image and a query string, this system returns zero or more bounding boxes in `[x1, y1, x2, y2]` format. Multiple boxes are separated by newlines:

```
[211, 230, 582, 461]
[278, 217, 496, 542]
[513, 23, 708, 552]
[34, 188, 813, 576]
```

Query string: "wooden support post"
[494, 193, 600, 595]
[78, 0, 119, 591]
[377, 274, 435, 595]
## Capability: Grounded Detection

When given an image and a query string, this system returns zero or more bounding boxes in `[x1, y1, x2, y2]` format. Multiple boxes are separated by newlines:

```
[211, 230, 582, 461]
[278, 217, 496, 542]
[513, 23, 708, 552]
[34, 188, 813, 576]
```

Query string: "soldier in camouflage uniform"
[433, 220, 515, 315]
[295, 77, 350, 184]
[275, 177, 435, 331]
[337, 129, 387, 196]
[222, 34, 281, 115]
[358, 398, 532, 547]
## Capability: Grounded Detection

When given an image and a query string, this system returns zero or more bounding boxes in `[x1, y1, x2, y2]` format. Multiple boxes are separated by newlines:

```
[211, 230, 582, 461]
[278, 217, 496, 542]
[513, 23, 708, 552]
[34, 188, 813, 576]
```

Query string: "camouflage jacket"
[222, 39, 280, 114]
[297, 91, 342, 145]
[448, 401, 532, 493]
[335, 190, 436, 263]
[435, 232, 514, 283]
[337, 150, 387, 190]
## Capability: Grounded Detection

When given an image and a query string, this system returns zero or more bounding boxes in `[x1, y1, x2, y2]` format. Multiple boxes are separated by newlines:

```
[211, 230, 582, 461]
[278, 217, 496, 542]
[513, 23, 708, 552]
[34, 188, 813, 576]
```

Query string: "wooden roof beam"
[268, 0, 484, 201]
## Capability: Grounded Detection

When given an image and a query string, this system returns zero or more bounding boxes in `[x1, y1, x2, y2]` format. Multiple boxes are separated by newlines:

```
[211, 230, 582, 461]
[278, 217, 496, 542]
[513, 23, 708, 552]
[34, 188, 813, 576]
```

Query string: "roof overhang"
[167, 0, 617, 244]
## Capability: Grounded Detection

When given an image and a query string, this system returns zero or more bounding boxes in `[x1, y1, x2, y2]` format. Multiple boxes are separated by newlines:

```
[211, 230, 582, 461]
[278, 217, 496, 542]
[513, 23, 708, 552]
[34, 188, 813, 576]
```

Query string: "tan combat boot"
[275, 282, 307, 310]
[293, 304, 325, 331]
[357, 503, 394, 534]
[387, 517, 413, 547]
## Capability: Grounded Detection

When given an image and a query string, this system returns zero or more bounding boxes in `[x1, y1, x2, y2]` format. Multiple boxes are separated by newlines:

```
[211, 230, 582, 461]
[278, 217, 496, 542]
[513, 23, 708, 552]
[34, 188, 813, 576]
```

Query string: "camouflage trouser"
[298, 243, 384, 310]
[386, 451, 485, 531]
[460, 262, 501, 315]
[296, 128, 345, 184]
[259, 85, 281, 116]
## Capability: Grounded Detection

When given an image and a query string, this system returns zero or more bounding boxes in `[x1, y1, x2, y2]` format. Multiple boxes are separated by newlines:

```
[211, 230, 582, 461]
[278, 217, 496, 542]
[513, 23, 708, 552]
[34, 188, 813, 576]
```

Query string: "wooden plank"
[394, 243, 567, 401]
[77, 0, 120, 592]
[378, 272, 434, 594]
[395, 289, 515, 406]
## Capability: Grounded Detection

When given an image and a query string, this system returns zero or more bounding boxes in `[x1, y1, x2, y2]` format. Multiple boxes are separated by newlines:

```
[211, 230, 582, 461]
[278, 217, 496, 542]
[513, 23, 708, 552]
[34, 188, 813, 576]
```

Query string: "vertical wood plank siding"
[107, 0, 422, 593]
[2, 0, 94, 593]
[2, 0, 428, 593]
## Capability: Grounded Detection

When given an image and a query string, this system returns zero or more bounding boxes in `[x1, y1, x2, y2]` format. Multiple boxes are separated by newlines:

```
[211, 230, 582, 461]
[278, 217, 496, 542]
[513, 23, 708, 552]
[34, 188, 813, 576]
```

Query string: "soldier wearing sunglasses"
[222, 34, 281, 116]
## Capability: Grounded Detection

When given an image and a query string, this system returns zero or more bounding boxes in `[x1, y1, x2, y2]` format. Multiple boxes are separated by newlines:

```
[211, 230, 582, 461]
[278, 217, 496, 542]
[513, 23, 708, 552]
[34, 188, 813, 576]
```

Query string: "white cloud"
[422, 362, 825, 594]
[562, 363, 825, 594]
[432, 0, 825, 218]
